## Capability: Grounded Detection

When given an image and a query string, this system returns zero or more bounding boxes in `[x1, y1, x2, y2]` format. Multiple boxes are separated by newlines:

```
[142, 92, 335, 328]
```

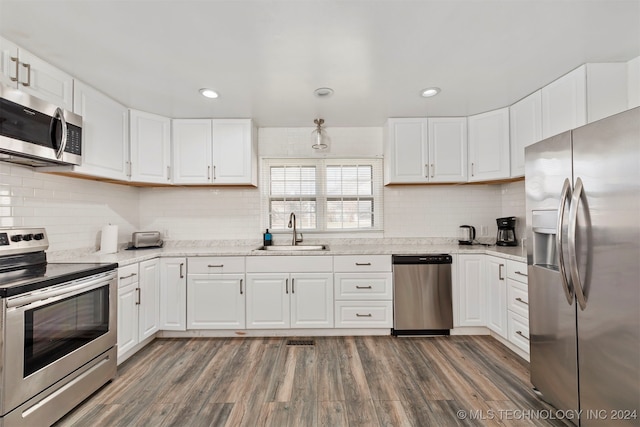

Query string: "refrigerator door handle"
[568, 177, 588, 310]
[556, 178, 575, 305]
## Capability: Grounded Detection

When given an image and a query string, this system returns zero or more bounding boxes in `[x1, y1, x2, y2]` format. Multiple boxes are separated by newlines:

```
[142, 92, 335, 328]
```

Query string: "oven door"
[2, 271, 116, 415]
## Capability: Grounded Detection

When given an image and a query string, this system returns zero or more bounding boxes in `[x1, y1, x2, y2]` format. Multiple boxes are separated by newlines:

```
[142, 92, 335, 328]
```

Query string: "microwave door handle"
[51, 107, 68, 160]
[557, 178, 575, 305]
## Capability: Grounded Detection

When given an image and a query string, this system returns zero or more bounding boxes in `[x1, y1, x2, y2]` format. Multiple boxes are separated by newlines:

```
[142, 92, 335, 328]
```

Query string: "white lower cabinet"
[333, 255, 393, 328]
[246, 273, 333, 329]
[245, 256, 333, 330]
[159, 257, 187, 331]
[456, 254, 486, 327]
[506, 260, 530, 354]
[485, 255, 508, 339]
[186, 256, 246, 329]
[117, 259, 160, 363]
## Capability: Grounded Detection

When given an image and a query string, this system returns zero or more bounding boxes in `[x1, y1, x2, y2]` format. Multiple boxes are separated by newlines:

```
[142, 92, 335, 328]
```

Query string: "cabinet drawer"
[118, 264, 139, 288]
[506, 260, 528, 283]
[334, 301, 393, 328]
[507, 278, 529, 318]
[246, 256, 332, 273]
[508, 311, 530, 353]
[334, 273, 392, 300]
[188, 257, 245, 274]
[333, 255, 392, 272]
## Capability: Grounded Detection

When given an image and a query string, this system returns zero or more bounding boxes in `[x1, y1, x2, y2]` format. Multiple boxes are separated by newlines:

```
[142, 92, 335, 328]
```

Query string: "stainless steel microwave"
[0, 85, 82, 167]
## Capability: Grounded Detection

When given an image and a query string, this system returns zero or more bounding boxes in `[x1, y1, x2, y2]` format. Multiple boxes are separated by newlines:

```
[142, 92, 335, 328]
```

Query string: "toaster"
[131, 231, 163, 249]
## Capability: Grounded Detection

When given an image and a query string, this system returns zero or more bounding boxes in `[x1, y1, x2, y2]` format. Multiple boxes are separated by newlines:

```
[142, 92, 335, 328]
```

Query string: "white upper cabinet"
[129, 110, 171, 184]
[384, 117, 467, 184]
[427, 117, 468, 182]
[467, 107, 510, 181]
[0, 37, 73, 110]
[585, 63, 628, 123]
[172, 119, 257, 185]
[73, 81, 129, 180]
[509, 91, 542, 177]
[541, 66, 587, 139]
[212, 119, 257, 185]
[172, 119, 212, 184]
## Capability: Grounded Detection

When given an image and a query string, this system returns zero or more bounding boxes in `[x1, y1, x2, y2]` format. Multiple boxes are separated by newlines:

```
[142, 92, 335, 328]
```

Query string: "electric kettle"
[458, 225, 476, 245]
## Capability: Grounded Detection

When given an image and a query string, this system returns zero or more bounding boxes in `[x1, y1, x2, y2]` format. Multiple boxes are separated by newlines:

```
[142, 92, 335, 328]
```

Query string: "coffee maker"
[496, 216, 517, 246]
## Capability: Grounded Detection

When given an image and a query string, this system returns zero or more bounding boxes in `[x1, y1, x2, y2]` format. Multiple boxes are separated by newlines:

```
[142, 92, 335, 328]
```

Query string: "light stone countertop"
[48, 238, 527, 267]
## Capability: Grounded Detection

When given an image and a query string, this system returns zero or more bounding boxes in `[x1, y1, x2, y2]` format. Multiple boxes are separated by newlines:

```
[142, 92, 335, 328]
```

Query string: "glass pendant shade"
[311, 118, 329, 150]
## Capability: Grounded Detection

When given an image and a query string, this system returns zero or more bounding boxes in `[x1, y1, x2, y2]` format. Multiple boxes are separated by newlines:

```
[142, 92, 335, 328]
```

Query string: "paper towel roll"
[100, 225, 118, 254]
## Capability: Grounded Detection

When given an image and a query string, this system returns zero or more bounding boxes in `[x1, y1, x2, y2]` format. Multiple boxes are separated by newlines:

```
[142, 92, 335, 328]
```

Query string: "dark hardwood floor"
[55, 336, 567, 427]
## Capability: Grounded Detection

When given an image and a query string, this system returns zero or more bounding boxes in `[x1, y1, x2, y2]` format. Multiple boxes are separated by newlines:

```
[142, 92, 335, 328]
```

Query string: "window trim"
[261, 158, 384, 233]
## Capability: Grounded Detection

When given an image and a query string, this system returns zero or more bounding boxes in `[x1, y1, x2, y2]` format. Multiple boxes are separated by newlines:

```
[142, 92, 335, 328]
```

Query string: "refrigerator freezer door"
[525, 131, 579, 415]
[571, 107, 640, 425]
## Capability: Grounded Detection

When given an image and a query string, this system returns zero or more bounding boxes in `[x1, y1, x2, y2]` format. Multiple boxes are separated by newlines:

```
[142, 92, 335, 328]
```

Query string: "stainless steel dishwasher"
[392, 254, 453, 336]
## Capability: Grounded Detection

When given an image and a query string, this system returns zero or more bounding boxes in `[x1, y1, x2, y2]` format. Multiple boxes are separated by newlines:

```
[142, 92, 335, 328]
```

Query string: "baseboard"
[158, 328, 392, 338]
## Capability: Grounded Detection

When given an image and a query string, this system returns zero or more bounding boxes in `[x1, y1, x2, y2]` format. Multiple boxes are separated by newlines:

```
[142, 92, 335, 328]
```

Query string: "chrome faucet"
[287, 212, 303, 245]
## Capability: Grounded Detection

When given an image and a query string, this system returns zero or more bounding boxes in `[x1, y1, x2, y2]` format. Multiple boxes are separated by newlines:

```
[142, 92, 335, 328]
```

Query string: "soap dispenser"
[263, 229, 272, 246]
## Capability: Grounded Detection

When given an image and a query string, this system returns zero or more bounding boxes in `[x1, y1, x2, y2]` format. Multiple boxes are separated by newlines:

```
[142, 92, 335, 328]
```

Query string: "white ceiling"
[1, 0, 639, 127]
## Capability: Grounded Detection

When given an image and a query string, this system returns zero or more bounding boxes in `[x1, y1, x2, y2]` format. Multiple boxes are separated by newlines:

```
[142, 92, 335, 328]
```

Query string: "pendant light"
[311, 118, 329, 150]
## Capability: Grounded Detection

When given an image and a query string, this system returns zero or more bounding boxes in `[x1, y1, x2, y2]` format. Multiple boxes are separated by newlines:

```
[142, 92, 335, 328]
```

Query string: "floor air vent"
[286, 339, 315, 346]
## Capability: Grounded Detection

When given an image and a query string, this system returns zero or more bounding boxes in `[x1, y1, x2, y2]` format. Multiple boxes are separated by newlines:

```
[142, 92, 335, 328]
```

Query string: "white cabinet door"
[16, 48, 74, 111]
[172, 119, 212, 184]
[0, 37, 18, 88]
[187, 274, 245, 329]
[509, 91, 542, 177]
[585, 63, 628, 123]
[468, 108, 510, 181]
[629, 56, 640, 109]
[542, 65, 587, 139]
[130, 110, 171, 184]
[117, 281, 139, 359]
[138, 258, 160, 341]
[0, 37, 73, 110]
[290, 273, 333, 328]
[159, 258, 186, 331]
[73, 81, 129, 180]
[246, 274, 290, 329]
[212, 119, 256, 185]
[384, 118, 429, 184]
[485, 256, 507, 339]
[428, 117, 468, 182]
[457, 255, 486, 326]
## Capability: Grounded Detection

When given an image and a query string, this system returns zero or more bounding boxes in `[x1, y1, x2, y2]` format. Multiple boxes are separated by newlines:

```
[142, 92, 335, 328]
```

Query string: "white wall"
[0, 127, 528, 249]
[0, 163, 139, 251]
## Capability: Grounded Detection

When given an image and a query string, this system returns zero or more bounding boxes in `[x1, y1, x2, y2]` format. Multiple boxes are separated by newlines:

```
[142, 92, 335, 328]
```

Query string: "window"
[262, 159, 383, 232]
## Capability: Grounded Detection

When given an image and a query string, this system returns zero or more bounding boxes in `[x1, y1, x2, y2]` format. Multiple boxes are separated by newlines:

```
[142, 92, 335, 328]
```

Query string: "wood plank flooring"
[55, 336, 568, 427]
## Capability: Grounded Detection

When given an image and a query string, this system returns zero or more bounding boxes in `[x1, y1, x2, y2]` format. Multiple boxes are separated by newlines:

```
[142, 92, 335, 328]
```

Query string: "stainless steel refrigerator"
[525, 107, 639, 426]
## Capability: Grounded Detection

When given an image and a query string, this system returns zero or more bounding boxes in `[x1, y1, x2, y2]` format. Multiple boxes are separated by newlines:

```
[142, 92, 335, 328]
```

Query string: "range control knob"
[11, 235, 22, 242]
[22, 234, 33, 241]
[33, 233, 45, 240]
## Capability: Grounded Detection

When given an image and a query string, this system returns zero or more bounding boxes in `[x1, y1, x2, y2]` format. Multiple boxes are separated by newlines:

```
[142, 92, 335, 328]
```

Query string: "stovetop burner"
[0, 227, 118, 298]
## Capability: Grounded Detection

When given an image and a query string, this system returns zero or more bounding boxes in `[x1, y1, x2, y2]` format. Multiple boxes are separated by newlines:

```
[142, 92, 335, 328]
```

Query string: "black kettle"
[458, 225, 476, 245]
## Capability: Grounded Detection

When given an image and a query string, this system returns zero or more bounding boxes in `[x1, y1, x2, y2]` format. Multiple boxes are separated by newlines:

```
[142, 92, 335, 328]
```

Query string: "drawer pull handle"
[356, 313, 372, 317]
[356, 285, 372, 289]
[515, 271, 528, 277]
[516, 330, 529, 341]
[208, 264, 224, 268]
[119, 273, 137, 280]
[515, 297, 529, 305]
[355, 262, 371, 266]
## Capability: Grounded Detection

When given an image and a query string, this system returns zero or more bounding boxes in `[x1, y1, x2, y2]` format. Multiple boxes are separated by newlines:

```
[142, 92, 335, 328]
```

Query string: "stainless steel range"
[0, 228, 118, 426]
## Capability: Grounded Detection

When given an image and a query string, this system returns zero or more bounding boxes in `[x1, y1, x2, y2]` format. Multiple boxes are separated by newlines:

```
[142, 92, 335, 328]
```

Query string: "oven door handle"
[6, 271, 116, 309]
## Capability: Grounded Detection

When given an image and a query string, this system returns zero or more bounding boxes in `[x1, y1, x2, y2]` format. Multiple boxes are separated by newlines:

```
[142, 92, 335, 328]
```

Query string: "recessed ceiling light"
[420, 87, 441, 98]
[314, 87, 334, 98]
[199, 88, 219, 99]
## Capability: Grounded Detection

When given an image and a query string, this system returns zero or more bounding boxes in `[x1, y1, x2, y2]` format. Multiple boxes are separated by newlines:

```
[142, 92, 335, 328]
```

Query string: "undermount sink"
[256, 245, 329, 251]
